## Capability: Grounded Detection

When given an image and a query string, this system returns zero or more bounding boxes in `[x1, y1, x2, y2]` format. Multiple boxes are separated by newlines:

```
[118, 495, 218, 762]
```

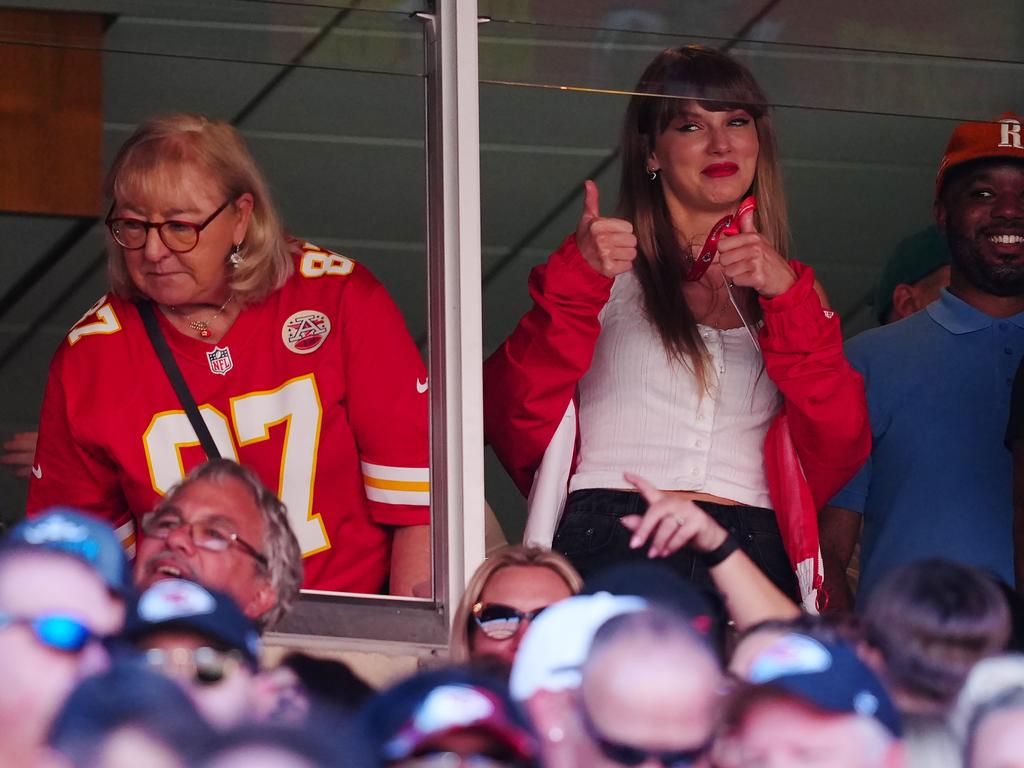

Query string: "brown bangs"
[635, 49, 768, 138]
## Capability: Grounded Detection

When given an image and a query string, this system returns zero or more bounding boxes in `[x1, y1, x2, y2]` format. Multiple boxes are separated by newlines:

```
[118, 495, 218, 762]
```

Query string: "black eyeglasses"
[580, 700, 711, 768]
[470, 602, 546, 640]
[0, 612, 96, 653]
[105, 198, 234, 253]
[141, 508, 269, 568]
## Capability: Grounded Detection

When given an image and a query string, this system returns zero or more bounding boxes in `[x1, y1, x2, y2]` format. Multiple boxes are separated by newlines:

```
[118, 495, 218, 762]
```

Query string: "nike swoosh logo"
[31, 464, 42, 479]
[416, 378, 428, 394]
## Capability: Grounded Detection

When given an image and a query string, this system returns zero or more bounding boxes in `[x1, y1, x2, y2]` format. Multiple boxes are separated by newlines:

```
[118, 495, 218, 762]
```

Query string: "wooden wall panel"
[0, 10, 103, 217]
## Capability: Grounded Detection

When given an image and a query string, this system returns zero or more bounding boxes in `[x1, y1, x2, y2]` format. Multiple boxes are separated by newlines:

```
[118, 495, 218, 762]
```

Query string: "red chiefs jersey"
[27, 241, 430, 593]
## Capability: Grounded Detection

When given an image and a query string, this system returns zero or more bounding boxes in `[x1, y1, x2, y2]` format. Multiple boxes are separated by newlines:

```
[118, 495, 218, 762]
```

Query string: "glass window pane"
[478, 7, 1021, 534]
[0, 2, 436, 620]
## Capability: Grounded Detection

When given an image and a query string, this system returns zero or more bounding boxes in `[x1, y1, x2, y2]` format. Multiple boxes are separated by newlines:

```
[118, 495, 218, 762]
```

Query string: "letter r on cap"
[999, 119, 1022, 149]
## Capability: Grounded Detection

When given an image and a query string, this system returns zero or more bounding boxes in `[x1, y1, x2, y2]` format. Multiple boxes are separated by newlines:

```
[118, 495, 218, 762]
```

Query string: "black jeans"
[552, 488, 800, 602]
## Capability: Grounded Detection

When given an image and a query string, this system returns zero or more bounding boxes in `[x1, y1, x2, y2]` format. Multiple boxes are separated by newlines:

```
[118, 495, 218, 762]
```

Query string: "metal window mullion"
[424, 0, 486, 627]
[268, 3, 484, 649]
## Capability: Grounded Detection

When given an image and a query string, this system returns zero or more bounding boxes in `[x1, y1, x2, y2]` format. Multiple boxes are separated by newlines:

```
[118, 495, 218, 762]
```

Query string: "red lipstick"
[701, 162, 739, 177]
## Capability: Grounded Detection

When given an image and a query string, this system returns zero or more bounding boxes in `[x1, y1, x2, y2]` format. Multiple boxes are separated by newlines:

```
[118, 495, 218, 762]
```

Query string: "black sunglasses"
[470, 602, 546, 640]
[581, 701, 710, 767]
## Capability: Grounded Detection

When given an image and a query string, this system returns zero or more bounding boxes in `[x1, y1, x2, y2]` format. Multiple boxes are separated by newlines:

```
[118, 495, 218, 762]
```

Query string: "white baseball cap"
[509, 592, 646, 701]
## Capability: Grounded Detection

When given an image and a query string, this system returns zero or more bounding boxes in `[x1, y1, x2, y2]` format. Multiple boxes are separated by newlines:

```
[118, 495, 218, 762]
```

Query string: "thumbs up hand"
[575, 180, 638, 278]
[716, 205, 796, 298]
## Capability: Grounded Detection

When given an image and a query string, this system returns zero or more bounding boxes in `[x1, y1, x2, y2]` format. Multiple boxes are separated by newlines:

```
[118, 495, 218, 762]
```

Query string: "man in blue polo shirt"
[821, 112, 1024, 611]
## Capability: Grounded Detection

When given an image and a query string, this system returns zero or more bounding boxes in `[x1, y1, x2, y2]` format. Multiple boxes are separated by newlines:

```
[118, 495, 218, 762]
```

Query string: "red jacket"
[483, 235, 870, 610]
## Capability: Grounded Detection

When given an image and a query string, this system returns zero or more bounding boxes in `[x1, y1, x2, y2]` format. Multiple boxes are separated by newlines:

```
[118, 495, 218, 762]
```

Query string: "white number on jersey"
[299, 243, 355, 278]
[142, 375, 328, 557]
[68, 296, 122, 346]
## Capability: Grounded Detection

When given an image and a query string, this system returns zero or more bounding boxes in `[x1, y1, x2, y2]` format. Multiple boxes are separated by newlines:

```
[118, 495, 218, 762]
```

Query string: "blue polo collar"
[927, 288, 1024, 334]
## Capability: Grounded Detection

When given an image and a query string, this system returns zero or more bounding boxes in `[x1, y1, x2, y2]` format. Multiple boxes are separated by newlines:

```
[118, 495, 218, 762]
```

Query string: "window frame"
[268, 0, 485, 650]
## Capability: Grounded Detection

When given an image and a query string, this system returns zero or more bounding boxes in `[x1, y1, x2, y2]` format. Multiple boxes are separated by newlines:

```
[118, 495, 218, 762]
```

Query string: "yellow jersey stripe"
[364, 476, 430, 492]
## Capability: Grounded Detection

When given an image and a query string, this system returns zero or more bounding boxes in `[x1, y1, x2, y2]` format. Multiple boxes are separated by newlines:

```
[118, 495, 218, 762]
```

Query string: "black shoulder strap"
[136, 301, 222, 460]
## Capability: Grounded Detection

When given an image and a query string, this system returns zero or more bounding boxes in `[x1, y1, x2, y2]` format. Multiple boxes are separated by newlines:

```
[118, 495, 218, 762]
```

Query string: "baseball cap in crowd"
[728, 633, 901, 737]
[581, 560, 727, 654]
[872, 226, 951, 324]
[121, 578, 261, 667]
[4, 508, 133, 596]
[935, 111, 1024, 197]
[381, 680, 538, 764]
[508, 592, 646, 702]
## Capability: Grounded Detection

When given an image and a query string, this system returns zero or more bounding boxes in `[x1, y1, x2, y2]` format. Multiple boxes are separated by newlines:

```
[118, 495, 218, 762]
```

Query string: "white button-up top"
[569, 271, 780, 508]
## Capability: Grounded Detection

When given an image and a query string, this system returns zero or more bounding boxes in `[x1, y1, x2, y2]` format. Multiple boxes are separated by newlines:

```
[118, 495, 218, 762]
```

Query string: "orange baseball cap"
[935, 111, 1024, 198]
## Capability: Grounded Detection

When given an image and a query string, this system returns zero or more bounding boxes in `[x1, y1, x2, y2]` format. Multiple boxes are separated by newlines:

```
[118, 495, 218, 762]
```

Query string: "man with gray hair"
[574, 606, 722, 768]
[134, 458, 303, 630]
[510, 592, 647, 768]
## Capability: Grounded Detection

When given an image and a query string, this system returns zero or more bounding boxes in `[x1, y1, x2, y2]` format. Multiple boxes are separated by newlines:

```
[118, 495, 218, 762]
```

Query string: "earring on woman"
[647, 167, 658, 181]
[229, 243, 244, 267]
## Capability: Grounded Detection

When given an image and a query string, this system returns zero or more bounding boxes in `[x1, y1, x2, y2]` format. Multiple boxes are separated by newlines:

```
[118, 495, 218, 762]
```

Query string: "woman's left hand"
[620, 473, 729, 559]
[716, 209, 796, 298]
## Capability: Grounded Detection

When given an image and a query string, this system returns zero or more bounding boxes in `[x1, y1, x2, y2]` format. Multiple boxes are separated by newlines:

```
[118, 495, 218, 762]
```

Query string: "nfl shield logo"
[206, 346, 233, 376]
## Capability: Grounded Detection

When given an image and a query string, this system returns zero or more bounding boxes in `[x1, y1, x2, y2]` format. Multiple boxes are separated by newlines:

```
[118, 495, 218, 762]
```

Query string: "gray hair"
[949, 655, 1024, 743]
[150, 459, 303, 630]
[964, 686, 1024, 767]
[584, 606, 719, 673]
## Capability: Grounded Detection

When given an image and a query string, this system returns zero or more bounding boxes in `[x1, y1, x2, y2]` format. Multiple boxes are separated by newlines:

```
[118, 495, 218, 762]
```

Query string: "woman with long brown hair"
[484, 46, 869, 608]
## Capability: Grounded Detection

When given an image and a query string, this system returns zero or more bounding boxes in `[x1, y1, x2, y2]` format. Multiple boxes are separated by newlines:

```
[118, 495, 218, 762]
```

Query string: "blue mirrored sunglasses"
[0, 612, 95, 652]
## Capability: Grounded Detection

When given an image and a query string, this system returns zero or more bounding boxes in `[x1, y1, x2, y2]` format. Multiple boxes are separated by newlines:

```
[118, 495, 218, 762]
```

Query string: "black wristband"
[699, 535, 740, 568]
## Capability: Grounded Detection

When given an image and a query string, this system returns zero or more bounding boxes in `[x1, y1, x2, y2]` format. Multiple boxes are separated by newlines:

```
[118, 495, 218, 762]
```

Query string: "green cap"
[873, 226, 951, 324]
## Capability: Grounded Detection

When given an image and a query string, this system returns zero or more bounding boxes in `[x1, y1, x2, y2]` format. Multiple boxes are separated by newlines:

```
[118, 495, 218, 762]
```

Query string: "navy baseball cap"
[582, 561, 726, 649]
[737, 633, 901, 737]
[122, 579, 261, 667]
[5, 508, 133, 596]
[382, 680, 537, 763]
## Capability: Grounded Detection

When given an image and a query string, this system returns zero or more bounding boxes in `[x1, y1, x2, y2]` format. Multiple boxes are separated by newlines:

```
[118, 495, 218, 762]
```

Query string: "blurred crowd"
[8, 505, 1024, 768]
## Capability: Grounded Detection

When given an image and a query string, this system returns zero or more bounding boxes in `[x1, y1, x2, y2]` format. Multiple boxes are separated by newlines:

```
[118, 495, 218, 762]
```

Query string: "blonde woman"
[450, 545, 582, 666]
[27, 114, 430, 596]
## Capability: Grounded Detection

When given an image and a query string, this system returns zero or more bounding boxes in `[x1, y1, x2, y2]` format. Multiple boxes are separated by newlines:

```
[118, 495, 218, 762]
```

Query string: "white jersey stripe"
[365, 485, 430, 506]
[360, 461, 429, 483]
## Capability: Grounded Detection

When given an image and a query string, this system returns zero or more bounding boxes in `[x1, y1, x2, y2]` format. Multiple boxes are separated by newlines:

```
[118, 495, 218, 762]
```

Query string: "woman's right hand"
[620, 472, 730, 559]
[575, 180, 638, 278]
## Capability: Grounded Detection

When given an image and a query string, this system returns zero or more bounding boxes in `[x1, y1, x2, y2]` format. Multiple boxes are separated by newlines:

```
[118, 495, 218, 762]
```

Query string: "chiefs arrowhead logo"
[282, 310, 331, 355]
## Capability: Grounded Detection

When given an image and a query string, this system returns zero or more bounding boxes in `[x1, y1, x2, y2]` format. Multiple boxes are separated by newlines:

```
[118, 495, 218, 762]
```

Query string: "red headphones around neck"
[684, 196, 758, 282]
